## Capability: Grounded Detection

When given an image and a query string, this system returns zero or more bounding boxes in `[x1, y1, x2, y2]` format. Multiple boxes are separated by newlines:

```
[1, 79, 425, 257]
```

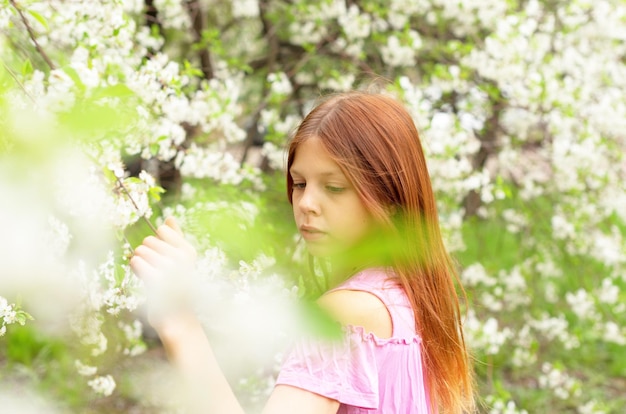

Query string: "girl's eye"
[293, 183, 306, 190]
[326, 186, 345, 193]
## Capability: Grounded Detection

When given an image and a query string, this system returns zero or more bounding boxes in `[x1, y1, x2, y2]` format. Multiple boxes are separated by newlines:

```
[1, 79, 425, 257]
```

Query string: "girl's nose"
[298, 187, 321, 215]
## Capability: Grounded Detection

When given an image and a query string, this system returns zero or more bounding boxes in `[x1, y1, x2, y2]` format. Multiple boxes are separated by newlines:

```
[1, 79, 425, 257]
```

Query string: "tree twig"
[9, 0, 56, 70]
[122, 232, 135, 255]
[115, 175, 159, 234]
[185, 0, 213, 79]
[1, 61, 36, 104]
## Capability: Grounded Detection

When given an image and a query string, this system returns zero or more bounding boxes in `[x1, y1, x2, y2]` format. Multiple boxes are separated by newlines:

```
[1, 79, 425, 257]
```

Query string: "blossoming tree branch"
[0, 0, 624, 413]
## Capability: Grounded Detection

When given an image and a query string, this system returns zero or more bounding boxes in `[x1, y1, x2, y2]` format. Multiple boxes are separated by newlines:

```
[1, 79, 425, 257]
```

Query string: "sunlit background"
[1, 0, 625, 412]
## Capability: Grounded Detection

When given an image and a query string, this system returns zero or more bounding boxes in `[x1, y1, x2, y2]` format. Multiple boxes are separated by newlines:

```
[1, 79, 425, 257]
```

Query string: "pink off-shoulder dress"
[275, 268, 432, 413]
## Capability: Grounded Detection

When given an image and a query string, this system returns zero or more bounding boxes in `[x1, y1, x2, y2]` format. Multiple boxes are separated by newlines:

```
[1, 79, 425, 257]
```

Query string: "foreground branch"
[115, 175, 159, 234]
[9, 0, 56, 70]
[1, 61, 36, 103]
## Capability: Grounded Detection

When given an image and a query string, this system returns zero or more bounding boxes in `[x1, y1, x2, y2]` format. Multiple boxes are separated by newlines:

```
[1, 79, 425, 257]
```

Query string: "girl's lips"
[299, 225, 326, 241]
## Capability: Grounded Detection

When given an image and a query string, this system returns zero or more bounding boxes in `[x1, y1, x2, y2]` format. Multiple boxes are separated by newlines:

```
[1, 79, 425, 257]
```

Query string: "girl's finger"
[134, 245, 172, 269]
[142, 235, 177, 255]
[157, 223, 188, 248]
[129, 255, 159, 281]
[165, 216, 184, 236]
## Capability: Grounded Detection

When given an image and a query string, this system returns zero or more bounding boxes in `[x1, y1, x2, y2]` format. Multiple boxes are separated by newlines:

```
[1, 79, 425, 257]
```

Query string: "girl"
[131, 92, 475, 413]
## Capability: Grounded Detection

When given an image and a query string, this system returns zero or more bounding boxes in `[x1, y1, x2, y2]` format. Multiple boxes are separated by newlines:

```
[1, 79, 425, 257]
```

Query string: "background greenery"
[0, 0, 624, 413]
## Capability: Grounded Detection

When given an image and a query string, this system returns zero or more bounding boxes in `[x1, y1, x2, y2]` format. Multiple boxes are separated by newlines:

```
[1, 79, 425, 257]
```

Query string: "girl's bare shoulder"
[317, 289, 392, 338]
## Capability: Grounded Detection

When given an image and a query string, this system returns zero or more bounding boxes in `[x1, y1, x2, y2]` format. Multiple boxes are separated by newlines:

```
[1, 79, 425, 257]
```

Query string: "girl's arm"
[130, 217, 339, 414]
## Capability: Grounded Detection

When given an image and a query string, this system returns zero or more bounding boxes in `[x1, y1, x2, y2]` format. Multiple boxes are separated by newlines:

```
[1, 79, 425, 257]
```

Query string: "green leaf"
[91, 84, 134, 100]
[58, 103, 131, 136]
[27, 9, 48, 30]
[125, 176, 143, 184]
[61, 66, 86, 95]
[15, 310, 34, 326]
[182, 60, 204, 78]
[149, 186, 165, 201]
[149, 142, 160, 156]
[102, 166, 117, 182]
[21, 59, 33, 76]
[149, 143, 160, 156]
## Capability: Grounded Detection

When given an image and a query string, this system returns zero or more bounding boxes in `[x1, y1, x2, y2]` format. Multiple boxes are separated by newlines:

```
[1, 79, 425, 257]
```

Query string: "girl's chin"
[304, 244, 337, 258]
[305, 244, 360, 263]
[304, 240, 351, 259]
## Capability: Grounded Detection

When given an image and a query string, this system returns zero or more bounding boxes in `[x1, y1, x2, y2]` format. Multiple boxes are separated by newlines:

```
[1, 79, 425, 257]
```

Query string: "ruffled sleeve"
[275, 326, 379, 409]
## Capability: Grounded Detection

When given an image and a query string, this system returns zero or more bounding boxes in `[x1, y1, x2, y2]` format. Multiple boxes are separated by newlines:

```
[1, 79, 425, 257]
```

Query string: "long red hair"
[286, 92, 474, 413]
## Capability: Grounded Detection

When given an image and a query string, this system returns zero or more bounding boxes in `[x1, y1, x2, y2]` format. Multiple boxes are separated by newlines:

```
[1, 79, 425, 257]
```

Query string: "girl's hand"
[130, 217, 198, 331]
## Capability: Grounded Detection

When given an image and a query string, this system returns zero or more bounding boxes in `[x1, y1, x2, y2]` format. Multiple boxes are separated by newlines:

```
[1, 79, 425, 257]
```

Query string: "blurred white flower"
[381, 35, 416, 67]
[338, 5, 371, 40]
[75, 360, 98, 377]
[267, 72, 293, 96]
[87, 375, 116, 396]
[461, 263, 496, 287]
[464, 311, 512, 355]
[602, 321, 626, 345]
[530, 314, 580, 349]
[486, 395, 529, 414]
[577, 400, 607, 414]
[232, 0, 260, 18]
[539, 363, 581, 400]
[566, 289, 598, 321]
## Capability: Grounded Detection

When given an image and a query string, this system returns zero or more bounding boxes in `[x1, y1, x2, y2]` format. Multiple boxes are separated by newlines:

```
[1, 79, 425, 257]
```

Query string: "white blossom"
[539, 363, 581, 400]
[464, 311, 512, 355]
[87, 375, 116, 396]
[75, 360, 98, 377]
[566, 289, 598, 321]
[485, 395, 529, 414]
[338, 5, 371, 40]
[232, 0, 260, 19]
[381, 35, 417, 67]
[577, 400, 607, 414]
[267, 72, 293, 96]
[530, 314, 580, 349]
[602, 322, 626, 345]
[461, 263, 496, 287]
[261, 142, 287, 171]
[596, 278, 619, 305]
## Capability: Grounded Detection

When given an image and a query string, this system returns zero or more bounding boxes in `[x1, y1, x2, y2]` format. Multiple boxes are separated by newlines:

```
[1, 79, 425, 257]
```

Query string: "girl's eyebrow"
[289, 168, 344, 177]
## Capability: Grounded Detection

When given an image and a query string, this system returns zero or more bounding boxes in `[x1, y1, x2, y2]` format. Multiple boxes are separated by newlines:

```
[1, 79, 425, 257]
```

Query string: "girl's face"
[289, 136, 377, 257]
